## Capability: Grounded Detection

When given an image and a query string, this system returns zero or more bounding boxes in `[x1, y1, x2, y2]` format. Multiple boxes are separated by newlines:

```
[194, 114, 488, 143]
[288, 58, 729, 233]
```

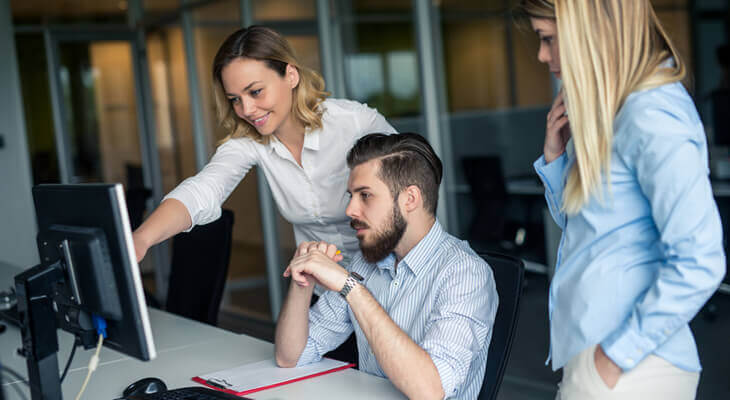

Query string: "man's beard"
[351, 202, 407, 263]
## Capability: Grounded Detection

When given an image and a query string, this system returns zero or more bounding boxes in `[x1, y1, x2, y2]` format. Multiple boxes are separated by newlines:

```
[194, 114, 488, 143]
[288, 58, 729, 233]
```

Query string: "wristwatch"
[339, 271, 364, 299]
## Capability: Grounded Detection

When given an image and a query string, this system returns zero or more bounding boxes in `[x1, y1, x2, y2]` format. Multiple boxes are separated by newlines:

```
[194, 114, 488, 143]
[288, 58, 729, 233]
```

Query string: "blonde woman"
[133, 26, 395, 270]
[517, 1, 725, 399]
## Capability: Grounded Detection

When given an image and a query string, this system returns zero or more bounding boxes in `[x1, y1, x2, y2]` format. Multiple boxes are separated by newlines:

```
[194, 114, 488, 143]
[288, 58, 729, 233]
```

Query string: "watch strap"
[339, 271, 364, 298]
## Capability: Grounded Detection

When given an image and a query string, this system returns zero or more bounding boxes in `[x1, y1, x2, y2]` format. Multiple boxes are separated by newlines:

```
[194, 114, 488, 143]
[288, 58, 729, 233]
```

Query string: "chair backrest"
[478, 252, 525, 400]
[462, 156, 508, 241]
[166, 209, 234, 326]
[462, 156, 507, 200]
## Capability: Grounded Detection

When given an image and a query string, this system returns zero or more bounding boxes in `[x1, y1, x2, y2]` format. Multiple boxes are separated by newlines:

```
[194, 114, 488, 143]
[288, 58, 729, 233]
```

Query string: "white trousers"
[556, 345, 700, 400]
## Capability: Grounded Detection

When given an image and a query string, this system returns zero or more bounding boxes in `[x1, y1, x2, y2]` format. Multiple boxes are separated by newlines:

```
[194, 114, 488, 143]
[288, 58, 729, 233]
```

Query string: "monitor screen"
[31, 183, 156, 361]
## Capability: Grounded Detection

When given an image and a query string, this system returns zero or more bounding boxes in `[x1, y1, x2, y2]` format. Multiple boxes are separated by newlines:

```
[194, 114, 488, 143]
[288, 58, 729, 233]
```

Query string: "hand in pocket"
[594, 345, 622, 389]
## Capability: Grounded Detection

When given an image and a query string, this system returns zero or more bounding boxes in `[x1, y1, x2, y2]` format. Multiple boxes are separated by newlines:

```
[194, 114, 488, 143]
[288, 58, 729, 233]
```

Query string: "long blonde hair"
[212, 26, 329, 144]
[517, 0, 686, 214]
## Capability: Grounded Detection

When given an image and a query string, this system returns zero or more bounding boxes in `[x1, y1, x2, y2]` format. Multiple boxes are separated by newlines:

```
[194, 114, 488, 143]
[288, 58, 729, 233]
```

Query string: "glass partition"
[144, 0, 181, 17]
[147, 26, 197, 195]
[15, 33, 60, 184]
[11, 0, 127, 24]
[253, 0, 316, 21]
[336, 0, 422, 134]
[57, 40, 143, 185]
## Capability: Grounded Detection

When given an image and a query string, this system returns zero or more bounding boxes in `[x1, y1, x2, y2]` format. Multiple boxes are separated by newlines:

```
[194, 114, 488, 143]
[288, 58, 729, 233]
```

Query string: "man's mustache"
[350, 219, 369, 230]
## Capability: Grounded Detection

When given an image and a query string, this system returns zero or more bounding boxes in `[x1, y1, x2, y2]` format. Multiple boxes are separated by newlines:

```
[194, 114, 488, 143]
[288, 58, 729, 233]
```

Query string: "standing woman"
[517, 1, 725, 399]
[132, 26, 395, 268]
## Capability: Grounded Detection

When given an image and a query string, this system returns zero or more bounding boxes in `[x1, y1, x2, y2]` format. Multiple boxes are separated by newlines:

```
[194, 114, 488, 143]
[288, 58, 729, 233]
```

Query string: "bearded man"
[274, 133, 498, 400]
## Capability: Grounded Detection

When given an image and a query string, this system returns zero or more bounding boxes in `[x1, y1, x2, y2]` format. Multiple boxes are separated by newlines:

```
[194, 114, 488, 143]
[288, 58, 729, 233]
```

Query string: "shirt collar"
[375, 253, 398, 274]
[266, 129, 319, 155]
[303, 128, 319, 151]
[267, 136, 288, 159]
[374, 220, 444, 277]
[566, 137, 575, 159]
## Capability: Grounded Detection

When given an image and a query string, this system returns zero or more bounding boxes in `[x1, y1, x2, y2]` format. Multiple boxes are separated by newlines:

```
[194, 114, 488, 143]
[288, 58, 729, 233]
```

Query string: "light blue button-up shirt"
[534, 80, 726, 372]
[297, 221, 498, 399]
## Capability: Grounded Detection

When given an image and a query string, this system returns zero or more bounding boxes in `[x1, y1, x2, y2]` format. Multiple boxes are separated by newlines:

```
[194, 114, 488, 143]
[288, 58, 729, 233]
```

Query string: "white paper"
[198, 358, 352, 393]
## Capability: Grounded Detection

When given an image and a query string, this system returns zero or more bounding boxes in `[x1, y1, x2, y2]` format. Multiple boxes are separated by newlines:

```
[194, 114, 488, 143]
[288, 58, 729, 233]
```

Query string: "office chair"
[166, 209, 235, 326]
[463, 156, 537, 253]
[478, 252, 525, 400]
[463, 156, 547, 270]
[463, 156, 508, 248]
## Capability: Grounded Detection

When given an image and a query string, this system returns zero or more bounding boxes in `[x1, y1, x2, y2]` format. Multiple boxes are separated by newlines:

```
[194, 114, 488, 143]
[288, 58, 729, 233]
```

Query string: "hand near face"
[283, 241, 346, 291]
[544, 90, 571, 163]
[594, 345, 622, 389]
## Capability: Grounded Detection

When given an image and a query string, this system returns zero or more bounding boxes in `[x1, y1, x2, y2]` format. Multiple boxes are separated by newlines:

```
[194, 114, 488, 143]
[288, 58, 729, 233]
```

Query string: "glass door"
[46, 30, 162, 282]
[49, 32, 147, 189]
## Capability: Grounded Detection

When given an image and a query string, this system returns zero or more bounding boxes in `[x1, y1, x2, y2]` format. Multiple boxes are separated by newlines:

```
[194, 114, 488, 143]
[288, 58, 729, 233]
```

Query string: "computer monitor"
[14, 183, 156, 399]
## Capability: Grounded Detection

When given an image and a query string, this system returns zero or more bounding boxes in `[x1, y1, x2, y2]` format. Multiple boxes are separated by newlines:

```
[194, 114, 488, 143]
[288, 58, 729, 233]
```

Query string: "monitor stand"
[14, 261, 96, 400]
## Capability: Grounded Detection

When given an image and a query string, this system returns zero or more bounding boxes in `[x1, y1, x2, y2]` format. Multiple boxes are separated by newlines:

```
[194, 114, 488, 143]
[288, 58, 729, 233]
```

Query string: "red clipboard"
[192, 360, 355, 396]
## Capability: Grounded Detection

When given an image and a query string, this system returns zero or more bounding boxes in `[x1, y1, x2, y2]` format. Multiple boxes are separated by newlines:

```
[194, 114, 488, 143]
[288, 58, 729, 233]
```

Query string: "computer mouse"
[122, 377, 168, 397]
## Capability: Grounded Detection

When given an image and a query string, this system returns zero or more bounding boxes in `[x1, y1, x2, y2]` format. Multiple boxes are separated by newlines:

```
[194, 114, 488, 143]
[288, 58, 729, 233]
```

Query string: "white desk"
[0, 262, 405, 399]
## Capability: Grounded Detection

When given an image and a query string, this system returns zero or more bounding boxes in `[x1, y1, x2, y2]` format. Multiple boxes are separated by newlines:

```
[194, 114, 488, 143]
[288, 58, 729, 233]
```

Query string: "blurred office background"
[1, 0, 728, 398]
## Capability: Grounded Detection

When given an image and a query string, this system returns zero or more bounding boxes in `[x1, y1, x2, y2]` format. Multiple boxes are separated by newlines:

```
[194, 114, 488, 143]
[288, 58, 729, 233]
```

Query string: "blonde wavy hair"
[517, 0, 686, 214]
[212, 26, 329, 144]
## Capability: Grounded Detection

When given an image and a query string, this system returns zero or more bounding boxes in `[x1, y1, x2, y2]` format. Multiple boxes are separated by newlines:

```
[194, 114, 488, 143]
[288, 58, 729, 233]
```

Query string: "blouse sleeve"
[163, 139, 257, 231]
[601, 102, 726, 371]
[533, 153, 569, 229]
[352, 102, 397, 136]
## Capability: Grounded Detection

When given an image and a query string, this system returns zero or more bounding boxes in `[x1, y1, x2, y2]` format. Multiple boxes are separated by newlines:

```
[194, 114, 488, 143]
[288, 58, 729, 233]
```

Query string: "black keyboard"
[124, 387, 252, 400]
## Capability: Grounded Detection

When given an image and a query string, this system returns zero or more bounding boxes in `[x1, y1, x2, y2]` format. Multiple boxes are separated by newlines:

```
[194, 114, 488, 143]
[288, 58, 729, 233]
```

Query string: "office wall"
[391, 107, 548, 237]
[449, 107, 549, 236]
[0, 0, 39, 267]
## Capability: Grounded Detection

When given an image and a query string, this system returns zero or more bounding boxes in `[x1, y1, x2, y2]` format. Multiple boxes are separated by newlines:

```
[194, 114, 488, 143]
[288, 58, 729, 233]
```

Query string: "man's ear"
[286, 64, 300, 89]
[401, 185, 423, 214]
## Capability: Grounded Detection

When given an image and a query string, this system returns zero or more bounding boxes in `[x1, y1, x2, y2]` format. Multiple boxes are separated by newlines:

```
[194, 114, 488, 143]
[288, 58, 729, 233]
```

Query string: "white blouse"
[164, 99, 397, 262]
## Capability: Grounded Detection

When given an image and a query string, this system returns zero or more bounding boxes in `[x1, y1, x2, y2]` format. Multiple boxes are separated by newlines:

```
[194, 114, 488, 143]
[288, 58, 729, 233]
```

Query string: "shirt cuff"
[430, 356, 457, 398]
[295, 337, 323, 367]
[533, 153, 567, 196]
[600, 323, 657, 371]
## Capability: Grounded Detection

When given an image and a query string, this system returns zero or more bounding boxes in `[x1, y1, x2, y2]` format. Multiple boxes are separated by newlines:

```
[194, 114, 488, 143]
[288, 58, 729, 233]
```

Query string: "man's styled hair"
[346, 133, 443, 215]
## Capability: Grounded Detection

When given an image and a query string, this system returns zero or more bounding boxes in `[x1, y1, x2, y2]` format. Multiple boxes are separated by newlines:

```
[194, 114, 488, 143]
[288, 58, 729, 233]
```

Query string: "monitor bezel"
[32, 183, 156, 361]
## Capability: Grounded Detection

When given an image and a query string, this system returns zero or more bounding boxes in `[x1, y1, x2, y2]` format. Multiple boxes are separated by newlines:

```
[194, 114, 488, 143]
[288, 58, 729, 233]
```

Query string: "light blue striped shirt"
[534, 80, 726, 372]
[297, 221, 498, 399]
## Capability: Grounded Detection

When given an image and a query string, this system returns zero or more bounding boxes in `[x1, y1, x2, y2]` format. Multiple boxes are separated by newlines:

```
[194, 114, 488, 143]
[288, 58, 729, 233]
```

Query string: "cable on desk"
[7, 381, 28, 400]
[60, 337, 79, 383]
[1, 363, 29, 400]
[74, 333, 103, 400]
[0, 364, 28, 385]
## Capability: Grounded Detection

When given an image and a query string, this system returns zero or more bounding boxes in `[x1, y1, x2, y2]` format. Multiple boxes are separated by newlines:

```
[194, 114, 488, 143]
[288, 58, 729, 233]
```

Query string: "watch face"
[351, 271, 365, 281]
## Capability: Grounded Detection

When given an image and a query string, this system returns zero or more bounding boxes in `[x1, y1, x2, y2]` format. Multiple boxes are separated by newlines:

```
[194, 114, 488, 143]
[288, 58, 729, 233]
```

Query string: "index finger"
[303, 241, 325, 254]
[551, 90, 564, 108]
[296, 241, 316, 256]
[324, 243, 340, 260]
